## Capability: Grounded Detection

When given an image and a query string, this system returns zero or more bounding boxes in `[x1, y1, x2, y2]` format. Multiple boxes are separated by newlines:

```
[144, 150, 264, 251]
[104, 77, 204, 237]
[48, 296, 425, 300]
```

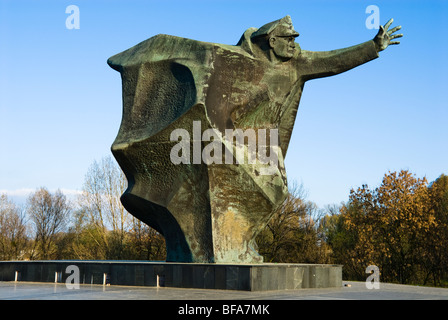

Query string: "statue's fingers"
[390, 34, 403, 40]
[388, 25, 402, 35]
[384, 18, 394, 31]
[390, 41, 401, 45]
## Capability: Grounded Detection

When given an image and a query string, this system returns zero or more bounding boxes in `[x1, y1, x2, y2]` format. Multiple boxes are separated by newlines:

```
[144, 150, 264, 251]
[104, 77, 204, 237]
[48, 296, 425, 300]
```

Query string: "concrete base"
[0, 261, 342, 291]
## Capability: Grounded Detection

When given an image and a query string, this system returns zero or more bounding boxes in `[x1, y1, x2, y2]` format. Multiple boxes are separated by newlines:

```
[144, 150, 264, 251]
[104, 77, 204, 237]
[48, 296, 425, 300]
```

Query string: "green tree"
[321, 205, 362, 279]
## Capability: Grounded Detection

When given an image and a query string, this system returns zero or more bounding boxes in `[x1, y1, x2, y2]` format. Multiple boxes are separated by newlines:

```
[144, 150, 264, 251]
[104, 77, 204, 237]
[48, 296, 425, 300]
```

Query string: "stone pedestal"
[0, 261, 341, 291]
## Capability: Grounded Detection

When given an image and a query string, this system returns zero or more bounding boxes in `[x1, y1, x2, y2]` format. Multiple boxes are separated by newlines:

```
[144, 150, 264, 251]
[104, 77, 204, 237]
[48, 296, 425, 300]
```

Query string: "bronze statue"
[107, 15, 402, 263]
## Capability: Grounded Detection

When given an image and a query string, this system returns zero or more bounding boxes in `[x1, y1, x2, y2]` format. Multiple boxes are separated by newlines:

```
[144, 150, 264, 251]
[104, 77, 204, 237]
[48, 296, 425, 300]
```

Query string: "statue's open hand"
[374, 18, 403, 52]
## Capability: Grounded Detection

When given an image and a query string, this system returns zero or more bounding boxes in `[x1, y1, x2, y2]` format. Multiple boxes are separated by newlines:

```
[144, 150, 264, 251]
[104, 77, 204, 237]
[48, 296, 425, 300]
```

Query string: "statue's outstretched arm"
[300, 18, 402, 81]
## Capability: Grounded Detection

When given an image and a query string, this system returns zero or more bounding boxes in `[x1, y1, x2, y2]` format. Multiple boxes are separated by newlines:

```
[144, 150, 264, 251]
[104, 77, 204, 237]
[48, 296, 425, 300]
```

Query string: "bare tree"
[75, 156, 169, 260]
[0, 194, 28, 260]
[129, 217, 166, 260]
[77, 156, 130, 259]
[255, 181, 333, 264]
[27, 188, 71, 260]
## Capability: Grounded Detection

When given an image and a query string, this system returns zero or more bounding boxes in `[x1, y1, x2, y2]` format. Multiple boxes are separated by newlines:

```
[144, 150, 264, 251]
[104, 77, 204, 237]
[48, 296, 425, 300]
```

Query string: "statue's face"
[269, 36, 296, 60]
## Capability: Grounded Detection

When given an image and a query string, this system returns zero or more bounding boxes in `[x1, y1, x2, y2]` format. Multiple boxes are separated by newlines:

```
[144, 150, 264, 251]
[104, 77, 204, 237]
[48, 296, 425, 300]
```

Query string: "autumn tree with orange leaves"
[327, 170, 448, 285]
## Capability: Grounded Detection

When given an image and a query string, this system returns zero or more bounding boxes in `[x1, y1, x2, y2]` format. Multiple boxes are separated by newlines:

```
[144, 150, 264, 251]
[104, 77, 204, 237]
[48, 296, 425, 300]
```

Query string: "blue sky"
[0, 0, 447, 207]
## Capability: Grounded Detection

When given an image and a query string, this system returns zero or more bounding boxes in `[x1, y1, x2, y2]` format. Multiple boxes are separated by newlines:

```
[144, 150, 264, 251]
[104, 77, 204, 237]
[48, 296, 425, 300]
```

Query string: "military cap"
[251, 15, 299, 39]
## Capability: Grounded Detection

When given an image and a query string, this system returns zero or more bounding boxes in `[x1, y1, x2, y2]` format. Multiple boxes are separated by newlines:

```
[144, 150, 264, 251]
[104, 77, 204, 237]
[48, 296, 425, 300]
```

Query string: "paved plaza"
[0, 280, 447, 300]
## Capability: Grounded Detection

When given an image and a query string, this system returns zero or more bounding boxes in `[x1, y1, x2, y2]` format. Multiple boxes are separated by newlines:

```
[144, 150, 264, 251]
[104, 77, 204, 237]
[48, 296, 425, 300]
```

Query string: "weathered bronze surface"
[108, 16, 402, 263]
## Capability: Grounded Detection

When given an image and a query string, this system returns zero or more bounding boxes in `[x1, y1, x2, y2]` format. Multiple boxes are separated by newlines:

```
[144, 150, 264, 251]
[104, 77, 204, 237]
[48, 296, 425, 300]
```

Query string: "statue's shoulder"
[107, 32, 257, 73]
[235, 27, 258, 56]
[107, 34, 214, 70]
